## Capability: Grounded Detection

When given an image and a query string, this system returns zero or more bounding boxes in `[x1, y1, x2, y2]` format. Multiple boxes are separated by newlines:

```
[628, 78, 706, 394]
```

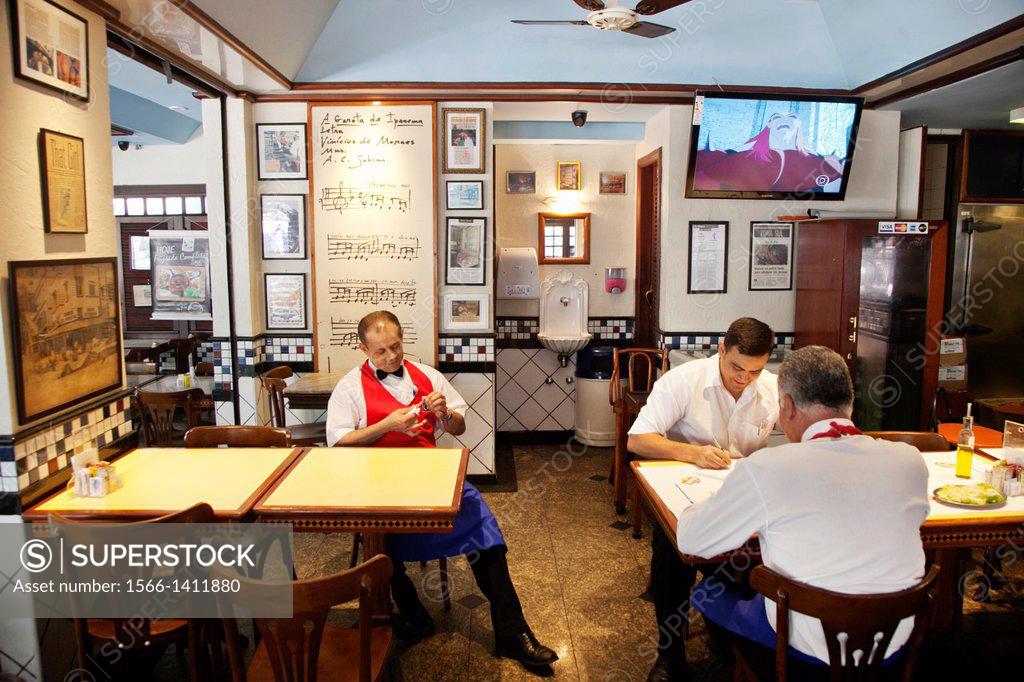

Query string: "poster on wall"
[748, 221, 794, 291]
[256, 123, 307, 180]
[265, 273, 307, 330]
[260, 194, 307, 259]
[446, 217, 486, 285]
[310, 103, 437, 371]
[40, 129, 87, 233]
[10, 0, 90, 101]
[441, 108, 485, 174]
[149, 230, 213, 320]
[687, 221, 728, 294]
[8, 258, 123, 423]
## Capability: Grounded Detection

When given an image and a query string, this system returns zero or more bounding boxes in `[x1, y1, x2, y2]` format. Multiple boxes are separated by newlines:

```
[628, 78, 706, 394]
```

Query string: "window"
[538, 213, 590, 264]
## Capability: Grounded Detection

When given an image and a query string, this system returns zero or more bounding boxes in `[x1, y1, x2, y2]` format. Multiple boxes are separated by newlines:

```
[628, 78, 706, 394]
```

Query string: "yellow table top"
[258, 447, 466, 510]
[28, 448, 299, 519]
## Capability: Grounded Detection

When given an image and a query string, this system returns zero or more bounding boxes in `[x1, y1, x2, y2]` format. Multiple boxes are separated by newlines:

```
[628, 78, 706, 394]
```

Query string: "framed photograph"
[687, 221, 728, 294]
[39, 129, 87, 233]
[260, 194, 307, 259]
[557, 161, 581, 191]
[600, 171, 627, 194]
[8, 258, 123, 423]
[132, 284, 152, 307]
[446, 217, 486, 285]
[443, 292, 490, 332]
[256, 123, 307, 180]
[265, 273, 307, 330]
[749, 222, 795, 291]
[442, 108, 485, 173]
[506, 171, 535, 194]
[150, 231, 213, 320]
[446, 181, 483, 210]
[10, 0, 89, 101]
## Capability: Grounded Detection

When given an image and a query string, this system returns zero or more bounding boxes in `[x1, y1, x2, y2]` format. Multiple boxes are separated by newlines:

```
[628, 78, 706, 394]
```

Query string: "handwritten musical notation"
[326, 234, 422, 262]
[329, 279, 417, 307]
[330, 318, 419, 349]
[319, 182, 410, 214]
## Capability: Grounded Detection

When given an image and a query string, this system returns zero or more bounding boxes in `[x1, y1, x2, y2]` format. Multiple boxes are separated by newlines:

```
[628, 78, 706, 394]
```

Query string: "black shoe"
[392, 610, 436, 643]
[495, 631, 558, 669]
[647, 654, 690, 682]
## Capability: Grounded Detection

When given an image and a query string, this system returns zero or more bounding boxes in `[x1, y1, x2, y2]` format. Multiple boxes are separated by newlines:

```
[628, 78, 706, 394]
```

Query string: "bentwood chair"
[195, 361, 215, 377]
[219, 554, 395, 682]
[865, 431, 951, 452]
[184, 425, 291, 448]
[739, 564, 940, 682]
[260, 366, 328, 446]
[134, 388, 206, 446]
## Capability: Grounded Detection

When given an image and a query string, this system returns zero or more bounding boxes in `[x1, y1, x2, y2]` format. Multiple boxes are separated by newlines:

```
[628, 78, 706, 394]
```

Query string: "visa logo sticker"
[878, 221, 928, 234]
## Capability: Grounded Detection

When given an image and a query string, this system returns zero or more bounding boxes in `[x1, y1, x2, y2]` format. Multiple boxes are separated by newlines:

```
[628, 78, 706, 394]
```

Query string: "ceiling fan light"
[1011, 107, 1024, 124]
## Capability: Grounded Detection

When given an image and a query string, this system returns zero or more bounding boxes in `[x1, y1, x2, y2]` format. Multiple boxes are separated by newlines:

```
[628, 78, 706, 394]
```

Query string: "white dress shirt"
[676, 418, 931, 663]
[325, 359, 468, 446]
[628, 354, 779, 457]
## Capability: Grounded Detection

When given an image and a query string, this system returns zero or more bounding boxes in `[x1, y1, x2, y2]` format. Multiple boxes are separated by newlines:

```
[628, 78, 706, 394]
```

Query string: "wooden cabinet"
[960, 130, 1024, 202]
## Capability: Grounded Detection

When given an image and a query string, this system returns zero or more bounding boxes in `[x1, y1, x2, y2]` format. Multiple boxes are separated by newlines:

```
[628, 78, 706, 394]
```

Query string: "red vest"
[359, 360, 437, 448]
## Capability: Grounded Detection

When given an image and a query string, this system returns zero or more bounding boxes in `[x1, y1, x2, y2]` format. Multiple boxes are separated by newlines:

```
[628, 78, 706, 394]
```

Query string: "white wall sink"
[538, 332, 592, 358]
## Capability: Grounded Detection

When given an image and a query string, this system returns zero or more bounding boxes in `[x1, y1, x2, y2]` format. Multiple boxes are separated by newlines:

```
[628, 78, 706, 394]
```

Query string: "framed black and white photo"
[749, 221, 794, 291]
[442, 108, 485, 174]
[260, 194, 307, 260]
[256, 123, 307, 180]
[446, 217, 486, 285]
[687, 221, 728, 294]
[506, 171, 535, 194]
[446, 181, 483, 210]
[442, 292, 489, 332]
[10, 0, 89, 101]
[265, 273, 307, 330]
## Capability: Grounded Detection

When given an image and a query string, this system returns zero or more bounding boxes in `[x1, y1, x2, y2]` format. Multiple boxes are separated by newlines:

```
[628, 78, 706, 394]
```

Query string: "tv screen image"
[686, 92, 863, 200]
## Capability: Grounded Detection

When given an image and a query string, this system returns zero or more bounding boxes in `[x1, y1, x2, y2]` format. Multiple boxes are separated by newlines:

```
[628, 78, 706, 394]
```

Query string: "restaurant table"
[136, 373, 216, 396]
[23, 447, 302, 522]
[938, 422, 1003, 448]
[253, 446, 469, 614]
[281, 372, 341, 410]
[631, 449, 1024, 642]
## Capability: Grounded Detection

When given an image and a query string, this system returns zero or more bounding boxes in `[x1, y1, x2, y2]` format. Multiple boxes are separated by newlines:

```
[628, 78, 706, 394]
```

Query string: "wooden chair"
[169, 337, 198, 374]
[261, 366, 328, 446]
[195, 361, 214, 376]
[219, 554, 394, 682]
[609, 347, 668, 536]
[184, 426, 291, 448]
[134, 388, 206, 446]
[865, 431, 951, 452]
[745, 564, 939, 682]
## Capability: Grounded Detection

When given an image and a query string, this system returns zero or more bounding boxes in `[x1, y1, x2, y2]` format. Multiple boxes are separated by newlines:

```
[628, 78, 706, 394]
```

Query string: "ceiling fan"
[512, 0, 692, 39]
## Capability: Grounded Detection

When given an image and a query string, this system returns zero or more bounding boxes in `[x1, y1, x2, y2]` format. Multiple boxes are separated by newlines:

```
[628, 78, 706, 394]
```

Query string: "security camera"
[571, 110, 588, 127]
[117, 140, 129, 151]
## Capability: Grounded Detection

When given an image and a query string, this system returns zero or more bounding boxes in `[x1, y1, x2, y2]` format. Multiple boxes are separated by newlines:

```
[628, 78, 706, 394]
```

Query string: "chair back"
[169, 337, 197, 373]
[609, 347, 668, 408]
[261, 375, 289, 428]
[195, 362, 214, 377]
[220, 554, 393, 682]
[134, 388, 205, 446]
[185, 426, 291, 448]
[264, 365, 294, 381]
[751, 564, 939, 682]
[865, 431, 950, 452]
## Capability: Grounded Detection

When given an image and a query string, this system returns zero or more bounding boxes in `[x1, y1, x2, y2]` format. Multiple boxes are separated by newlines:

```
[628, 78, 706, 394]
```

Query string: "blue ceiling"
[106, 48, 203, 146]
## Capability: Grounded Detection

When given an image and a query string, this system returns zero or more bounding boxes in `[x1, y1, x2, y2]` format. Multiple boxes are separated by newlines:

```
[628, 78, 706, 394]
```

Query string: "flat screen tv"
[685, 91, 864, 201]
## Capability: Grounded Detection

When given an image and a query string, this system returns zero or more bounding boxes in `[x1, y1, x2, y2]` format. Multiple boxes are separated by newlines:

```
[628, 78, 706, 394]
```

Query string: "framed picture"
[557, 161, 581, 191]
[600, 171, 627, 194]
[442, 108, 485, 173]
[506, 171, 535, 194]
[8, 258, 123, 423]
[150, 231, 213, 320]
[446, 181, 483, 210]
[256, 123, 307, 180]
[749, 222, 795, 291]
[265, 273, 307, 330]
[132, 284, 152, 307]
[446, 217, 486, 285]
[687, 221, 728, 294]
[443, 292, 490, 332]
[10, 0, 89, 101]
[39, 129, 87, 233]
[260, 194, 307, 259]
[129, 235, 150, 270]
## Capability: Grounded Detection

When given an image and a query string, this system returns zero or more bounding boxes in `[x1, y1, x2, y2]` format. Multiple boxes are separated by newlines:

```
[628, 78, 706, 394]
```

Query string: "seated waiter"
[325, 311, 557, 671]
[627, 317, 780, 682]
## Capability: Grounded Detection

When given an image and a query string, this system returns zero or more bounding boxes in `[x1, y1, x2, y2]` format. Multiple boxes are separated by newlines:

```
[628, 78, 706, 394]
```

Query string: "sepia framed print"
[442, 108, 485, 173]
[446, 181, 484, 210]
[600, 171, 627, 194]
[687, 221, 728, 294]
[749, 221, 795, 291]
[557, 161, 581, 190]
[442, 292, 490, 332]
[265, 273, 307, 330]
[446, 217, 486, 285]
[8, 258, 123, 423]
[506, 171, 535, 194]
[260, 194, 307, 260]
[256, 123, 307, 180]
[10, 0, 89, 101]
[39, 129, 87, 233]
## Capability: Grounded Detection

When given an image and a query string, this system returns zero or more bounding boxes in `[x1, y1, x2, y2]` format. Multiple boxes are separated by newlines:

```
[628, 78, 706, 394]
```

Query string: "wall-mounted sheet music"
[310, 104, 437, 372]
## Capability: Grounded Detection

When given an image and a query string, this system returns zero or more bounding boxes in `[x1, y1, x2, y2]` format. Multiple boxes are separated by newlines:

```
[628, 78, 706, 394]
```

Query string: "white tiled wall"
[496, 348, 575, 432]
[922, 143, 948, 220]
[437, 372, 495, 475]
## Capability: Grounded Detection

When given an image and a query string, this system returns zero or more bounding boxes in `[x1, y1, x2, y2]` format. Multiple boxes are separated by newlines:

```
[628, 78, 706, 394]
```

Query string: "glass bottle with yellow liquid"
[956, 403, 975, 479]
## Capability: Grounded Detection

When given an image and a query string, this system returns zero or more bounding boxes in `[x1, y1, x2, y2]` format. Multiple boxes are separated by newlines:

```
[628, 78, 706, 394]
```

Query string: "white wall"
[495, 143, 637, 318]
[111, 134, 208, 186]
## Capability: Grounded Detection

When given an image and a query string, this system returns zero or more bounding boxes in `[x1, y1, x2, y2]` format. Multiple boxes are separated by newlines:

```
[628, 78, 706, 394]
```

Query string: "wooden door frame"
[634, 148, 662, 348]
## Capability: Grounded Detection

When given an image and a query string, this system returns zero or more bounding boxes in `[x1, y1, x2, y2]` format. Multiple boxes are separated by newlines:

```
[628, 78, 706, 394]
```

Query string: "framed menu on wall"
[149, 230, 213, 320]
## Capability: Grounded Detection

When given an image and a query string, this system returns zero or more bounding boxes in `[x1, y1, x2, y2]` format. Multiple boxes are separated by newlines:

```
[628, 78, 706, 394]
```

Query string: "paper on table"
[638, 463, 732, 520]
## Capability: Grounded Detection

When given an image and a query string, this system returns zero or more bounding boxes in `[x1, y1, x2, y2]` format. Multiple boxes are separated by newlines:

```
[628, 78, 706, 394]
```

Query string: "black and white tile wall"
[659, 331, 795, 358]
[436, 373, 495, 475]
[496, 317, 539, 342]
[438, 336, 495, 363]
[496, 348, 576, 432]
[588, 317, 634, 340]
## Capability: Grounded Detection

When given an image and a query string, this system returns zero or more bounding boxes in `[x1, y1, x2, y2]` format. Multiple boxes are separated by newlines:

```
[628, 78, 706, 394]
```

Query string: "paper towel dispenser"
[497, 248, 540, 299]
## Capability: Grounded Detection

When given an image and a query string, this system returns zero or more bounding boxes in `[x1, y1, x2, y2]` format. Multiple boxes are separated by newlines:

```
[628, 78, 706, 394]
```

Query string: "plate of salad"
[933, 483, 1007, 509]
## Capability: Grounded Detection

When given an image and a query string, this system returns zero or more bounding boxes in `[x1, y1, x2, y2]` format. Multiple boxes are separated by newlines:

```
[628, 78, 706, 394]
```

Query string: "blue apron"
[387, 482, 505, 562]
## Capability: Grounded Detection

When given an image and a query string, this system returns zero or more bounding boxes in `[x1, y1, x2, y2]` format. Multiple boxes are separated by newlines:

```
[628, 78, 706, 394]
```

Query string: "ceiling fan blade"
[572, 0, 606, 10]
[633, 0, 693, 15]
[621, 21, 676, 38]
[511, 20, 590, 26]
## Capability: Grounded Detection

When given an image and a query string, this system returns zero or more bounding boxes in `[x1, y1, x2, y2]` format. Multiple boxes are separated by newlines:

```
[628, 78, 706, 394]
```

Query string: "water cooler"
[574, 346, 617, 447]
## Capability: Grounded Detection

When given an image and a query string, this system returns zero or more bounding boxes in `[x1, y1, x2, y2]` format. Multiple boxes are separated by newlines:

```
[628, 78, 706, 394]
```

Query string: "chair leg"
[439, 557, 451, 612]
[349, 533, 362, 568]
[631, 470, 643, 539]
[613, 410, 627, 514]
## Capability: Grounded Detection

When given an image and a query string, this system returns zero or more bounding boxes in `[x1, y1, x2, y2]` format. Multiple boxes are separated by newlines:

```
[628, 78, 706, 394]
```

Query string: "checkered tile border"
[498, 317, 635, 341]
[496, 317, 538, 341]
[659, 331, 795, 356]
[202, 336, 315, 388]
[588, 317, 634, 340]
[439, 337, 495, 363]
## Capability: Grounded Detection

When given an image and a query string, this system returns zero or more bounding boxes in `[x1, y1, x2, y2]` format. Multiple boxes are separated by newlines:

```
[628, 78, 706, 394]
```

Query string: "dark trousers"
[389, 545, 528, 639]
[650, 525, 698, 666]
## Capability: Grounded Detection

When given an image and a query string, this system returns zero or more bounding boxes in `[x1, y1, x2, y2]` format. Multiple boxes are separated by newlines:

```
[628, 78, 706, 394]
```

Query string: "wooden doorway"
[634, 148, 662, 347]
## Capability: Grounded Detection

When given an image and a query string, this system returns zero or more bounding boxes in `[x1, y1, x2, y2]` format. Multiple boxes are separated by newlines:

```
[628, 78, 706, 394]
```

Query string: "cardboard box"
[938, 364, 968, 391]
[939, 337, 967, 366]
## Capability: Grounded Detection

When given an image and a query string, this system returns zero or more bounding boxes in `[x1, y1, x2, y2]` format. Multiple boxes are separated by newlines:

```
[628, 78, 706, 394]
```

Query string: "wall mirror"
[538, 212, 590, 264]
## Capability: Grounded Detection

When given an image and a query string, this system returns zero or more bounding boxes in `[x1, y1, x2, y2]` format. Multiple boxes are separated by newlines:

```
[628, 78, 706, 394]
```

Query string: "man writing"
[326, 311, 557, 671]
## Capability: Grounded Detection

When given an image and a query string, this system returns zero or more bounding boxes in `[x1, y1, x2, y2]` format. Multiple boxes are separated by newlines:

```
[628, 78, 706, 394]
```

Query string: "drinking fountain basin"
[538, 333, 592, 365]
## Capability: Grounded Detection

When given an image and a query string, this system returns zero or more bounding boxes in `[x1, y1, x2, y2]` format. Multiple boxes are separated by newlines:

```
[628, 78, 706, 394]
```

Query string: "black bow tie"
[376, 366, 404, 381]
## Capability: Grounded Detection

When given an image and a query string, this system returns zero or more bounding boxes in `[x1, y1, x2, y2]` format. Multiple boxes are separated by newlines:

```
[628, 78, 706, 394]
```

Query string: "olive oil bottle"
[955, 403, 975, 479]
